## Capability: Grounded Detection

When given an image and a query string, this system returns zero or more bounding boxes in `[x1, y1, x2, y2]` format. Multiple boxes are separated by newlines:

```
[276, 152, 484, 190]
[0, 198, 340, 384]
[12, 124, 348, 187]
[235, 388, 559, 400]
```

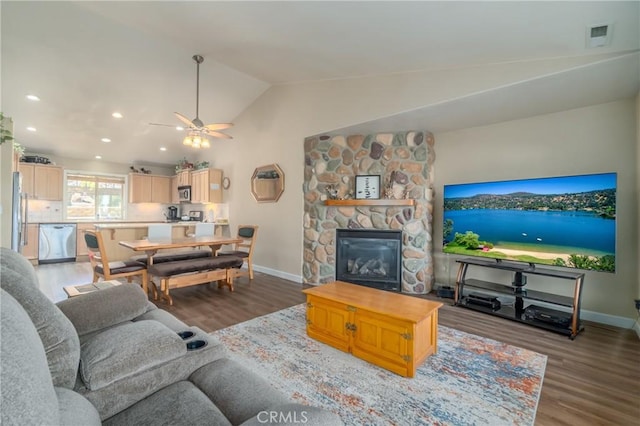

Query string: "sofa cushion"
[0, 247, 80, 389]
[55, 387, 101, 426]
[134, 308, 190, 332]
[102, 381, 231, 426]
[190, 358, 289, 425]
[1, 290, 60, 424]
[80, 320, 186, 390]
[57, 283, 150, 337]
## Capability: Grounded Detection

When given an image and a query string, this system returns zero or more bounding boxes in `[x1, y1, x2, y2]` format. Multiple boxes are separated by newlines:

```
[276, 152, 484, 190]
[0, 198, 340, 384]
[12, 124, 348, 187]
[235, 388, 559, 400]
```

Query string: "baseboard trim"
[252, 264, 302, 284]
[252, 267, 638, 329]
[581, 309, 636, 329]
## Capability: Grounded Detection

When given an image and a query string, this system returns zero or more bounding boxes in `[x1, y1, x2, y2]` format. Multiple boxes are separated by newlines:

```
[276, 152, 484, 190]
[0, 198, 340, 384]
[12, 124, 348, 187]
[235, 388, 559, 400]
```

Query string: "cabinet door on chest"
[306, 296, 351, 352]
[351, 309, 412, 371]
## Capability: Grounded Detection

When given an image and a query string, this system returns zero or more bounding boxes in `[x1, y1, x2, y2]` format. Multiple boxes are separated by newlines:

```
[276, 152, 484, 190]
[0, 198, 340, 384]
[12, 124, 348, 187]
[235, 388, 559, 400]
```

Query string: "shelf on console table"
[324, 199, 415, 207]
[453, 257, 585, 339]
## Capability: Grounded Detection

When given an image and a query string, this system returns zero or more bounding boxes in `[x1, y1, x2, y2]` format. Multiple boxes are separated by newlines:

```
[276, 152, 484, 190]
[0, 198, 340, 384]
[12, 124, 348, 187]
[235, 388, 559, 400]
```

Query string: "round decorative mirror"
[250, 164, 285, 203]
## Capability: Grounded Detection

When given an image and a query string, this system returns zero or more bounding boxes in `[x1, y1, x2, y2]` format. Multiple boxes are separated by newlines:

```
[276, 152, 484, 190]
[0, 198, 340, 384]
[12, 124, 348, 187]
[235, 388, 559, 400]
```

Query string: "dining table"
[119, 235, 243, 265]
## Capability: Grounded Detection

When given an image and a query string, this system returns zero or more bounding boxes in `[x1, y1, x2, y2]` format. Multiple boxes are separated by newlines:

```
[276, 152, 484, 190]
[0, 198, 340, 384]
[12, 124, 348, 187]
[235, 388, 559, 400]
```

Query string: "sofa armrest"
[56, 284, 150, 337]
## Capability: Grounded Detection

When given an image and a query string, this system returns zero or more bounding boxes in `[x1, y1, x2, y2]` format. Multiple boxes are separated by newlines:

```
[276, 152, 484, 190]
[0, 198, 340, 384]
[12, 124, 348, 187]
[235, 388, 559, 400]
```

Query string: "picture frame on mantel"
[355, 175, 381, 200]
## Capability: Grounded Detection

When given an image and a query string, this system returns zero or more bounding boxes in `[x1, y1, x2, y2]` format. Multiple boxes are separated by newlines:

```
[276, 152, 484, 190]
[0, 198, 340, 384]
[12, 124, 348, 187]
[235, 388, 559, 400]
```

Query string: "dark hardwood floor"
[36, 262, 640, 426]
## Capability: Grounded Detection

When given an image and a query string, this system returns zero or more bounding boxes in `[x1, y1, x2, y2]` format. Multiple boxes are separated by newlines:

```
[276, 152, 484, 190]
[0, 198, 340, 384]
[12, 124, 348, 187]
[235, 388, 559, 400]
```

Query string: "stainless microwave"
[178, 185, 191, 202]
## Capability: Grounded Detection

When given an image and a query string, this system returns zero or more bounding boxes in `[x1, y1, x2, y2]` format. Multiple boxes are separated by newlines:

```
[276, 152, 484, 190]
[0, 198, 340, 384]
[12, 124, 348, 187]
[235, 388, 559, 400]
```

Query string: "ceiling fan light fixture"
[151, 54, 232, 145]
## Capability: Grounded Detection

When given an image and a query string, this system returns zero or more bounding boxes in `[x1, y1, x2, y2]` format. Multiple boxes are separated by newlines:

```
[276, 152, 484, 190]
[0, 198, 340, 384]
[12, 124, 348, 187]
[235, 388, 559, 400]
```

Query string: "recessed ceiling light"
[95, 155, 102, 160]
[26, 126, 36, 132]
[176, 126, 184, 131]
[112, 112, 123, 119]
[160, 147, 167, 151]
[26, 94, 40, 101]
[101, 138, 111, 143]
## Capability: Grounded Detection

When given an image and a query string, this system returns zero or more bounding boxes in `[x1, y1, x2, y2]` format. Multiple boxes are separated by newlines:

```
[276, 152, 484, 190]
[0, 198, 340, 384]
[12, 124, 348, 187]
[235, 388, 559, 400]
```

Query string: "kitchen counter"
[94, 221, 229, 240]
[94, 222, 194, 230]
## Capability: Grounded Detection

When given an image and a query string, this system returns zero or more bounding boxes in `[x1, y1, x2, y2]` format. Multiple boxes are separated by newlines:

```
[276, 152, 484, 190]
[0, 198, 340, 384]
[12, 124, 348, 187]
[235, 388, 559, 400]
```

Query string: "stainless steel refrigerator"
[11, 171, 28, 253]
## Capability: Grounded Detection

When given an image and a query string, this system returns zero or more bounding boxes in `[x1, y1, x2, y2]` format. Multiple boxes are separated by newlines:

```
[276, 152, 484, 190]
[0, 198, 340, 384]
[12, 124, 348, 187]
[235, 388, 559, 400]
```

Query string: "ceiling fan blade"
[205, 130, 233, 140]
[174, 112, 194, 127]
[149, 122, 179, 128]
[205, 123, 234, 131]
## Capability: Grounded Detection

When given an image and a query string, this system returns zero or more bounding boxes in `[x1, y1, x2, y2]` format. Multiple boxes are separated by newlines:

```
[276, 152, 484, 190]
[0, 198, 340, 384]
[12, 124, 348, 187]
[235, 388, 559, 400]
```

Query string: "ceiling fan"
[150, 54, 233, 141]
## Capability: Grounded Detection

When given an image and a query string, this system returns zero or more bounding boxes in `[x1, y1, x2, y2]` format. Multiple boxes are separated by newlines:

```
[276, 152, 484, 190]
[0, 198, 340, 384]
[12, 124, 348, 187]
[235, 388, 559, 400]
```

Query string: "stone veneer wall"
[302, 131, 436, 294]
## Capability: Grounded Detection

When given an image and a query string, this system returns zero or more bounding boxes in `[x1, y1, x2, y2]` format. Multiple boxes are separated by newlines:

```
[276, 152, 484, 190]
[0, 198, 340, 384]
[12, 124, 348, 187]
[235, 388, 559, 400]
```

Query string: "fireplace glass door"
[336, 229, 402, 292]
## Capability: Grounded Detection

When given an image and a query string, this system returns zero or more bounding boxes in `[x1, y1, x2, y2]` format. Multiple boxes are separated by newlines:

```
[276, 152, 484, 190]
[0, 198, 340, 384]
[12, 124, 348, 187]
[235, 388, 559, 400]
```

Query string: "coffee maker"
[166, 206, 179, 222]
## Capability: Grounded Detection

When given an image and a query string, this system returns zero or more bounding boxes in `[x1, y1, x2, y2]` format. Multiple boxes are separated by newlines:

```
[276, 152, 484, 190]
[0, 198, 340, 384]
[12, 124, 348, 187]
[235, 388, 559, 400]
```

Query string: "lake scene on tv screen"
[443, 172, 616, 272]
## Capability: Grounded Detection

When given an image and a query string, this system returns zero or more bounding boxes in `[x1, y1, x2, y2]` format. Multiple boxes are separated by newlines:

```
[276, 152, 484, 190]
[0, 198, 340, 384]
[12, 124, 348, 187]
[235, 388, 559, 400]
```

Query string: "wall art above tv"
[443, 172, 616, 273]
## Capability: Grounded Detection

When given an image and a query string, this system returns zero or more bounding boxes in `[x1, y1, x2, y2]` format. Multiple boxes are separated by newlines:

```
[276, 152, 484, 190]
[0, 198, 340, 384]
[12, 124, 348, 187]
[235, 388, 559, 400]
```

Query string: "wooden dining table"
[119, 235, 243, 265]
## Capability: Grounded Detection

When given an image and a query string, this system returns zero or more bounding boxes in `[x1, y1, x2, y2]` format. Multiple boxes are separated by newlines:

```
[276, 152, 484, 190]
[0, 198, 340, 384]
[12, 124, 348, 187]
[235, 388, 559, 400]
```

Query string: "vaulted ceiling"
[2, 1, 638, 166]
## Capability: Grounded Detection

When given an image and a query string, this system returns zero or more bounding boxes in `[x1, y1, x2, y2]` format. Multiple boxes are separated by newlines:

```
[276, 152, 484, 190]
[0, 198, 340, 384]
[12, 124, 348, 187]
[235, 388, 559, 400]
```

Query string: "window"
[65, 172, 126, 220]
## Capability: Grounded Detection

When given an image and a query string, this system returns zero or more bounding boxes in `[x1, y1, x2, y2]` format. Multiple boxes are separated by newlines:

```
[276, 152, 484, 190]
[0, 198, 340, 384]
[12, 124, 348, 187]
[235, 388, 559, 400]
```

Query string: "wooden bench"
[130, 250, 212, 265]
[147, 256, 243, 305]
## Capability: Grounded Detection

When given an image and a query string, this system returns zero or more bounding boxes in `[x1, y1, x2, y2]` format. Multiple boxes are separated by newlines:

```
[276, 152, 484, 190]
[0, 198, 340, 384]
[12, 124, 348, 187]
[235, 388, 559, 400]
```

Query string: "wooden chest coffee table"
[303, 281, 442, 377]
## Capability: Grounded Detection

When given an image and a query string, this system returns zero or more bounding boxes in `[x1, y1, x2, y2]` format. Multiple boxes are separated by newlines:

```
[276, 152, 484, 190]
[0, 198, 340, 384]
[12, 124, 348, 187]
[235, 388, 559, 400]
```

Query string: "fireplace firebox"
[335, 228, 402, 292]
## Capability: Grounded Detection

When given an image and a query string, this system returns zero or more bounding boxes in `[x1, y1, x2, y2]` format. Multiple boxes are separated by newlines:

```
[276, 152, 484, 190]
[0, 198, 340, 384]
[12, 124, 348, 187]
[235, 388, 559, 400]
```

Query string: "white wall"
[198, 56, 638, 322]
[0, 117, 15, 249]
[635, 92, 640, 335]
[433, 99, 638, 320]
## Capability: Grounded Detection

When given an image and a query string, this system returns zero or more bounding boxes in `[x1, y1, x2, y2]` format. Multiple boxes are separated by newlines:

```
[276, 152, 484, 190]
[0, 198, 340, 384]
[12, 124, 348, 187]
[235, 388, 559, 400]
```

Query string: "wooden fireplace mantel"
[324, 199, 415, 207]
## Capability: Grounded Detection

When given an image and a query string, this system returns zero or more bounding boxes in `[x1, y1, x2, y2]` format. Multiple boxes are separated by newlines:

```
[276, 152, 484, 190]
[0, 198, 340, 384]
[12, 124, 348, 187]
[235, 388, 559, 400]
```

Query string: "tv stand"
[454, 258, 585, 339]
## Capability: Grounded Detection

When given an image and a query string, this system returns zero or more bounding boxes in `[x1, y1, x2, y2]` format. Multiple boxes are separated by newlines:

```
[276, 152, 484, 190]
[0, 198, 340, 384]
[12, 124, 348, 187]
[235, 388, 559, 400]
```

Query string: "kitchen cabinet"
[129, 174, 152, 202]
[128, 174, 171, 203]
[190, 168, 222, 204]
[176, 170, 191, 186]
[18, 163, 63, 200]
[151, 176, 171, 203]
[76, 223, 95, 257]
[171, 175, 179, 204]
[18, 163, 34, 194]
[22, 224, 39, 260]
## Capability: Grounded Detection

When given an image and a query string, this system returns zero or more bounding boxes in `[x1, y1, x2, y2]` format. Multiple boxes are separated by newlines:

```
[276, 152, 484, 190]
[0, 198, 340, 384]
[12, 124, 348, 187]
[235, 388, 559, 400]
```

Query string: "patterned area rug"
[211, 304, 546, 426]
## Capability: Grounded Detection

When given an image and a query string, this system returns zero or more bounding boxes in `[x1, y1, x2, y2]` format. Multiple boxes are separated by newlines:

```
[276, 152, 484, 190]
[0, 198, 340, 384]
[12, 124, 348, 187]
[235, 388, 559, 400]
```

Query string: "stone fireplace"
[336, 228, 402, 292]
[303, 131, 435, 294]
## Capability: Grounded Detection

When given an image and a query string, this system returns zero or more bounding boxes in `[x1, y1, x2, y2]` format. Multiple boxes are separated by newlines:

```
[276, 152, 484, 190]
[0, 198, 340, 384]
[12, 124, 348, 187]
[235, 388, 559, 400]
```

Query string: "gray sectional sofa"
[0, 247, 341, 425]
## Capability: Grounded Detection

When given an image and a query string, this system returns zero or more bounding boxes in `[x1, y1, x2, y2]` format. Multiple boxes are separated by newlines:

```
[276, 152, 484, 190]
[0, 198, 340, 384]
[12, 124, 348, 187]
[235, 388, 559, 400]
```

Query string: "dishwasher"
[39, 223, 77, 264]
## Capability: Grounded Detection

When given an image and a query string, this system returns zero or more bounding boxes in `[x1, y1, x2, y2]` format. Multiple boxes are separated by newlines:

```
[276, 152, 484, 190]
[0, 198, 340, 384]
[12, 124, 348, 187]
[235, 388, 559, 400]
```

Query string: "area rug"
[211, 304, 546, 426]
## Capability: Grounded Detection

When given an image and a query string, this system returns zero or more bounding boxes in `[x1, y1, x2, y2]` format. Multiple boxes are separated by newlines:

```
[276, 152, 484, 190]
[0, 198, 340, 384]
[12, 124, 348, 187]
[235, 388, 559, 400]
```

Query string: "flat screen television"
[443, 172, 616, 272]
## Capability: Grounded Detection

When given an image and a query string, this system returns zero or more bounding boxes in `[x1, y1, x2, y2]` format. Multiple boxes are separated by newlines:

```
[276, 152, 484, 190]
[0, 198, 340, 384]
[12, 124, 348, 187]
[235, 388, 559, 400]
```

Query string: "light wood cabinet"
[22, 224, 39, 260]
[151, 176, 171, 203]
[176, 170, 191, 186]
[76, 223, 95, 257]
[129, 174, 152, 203]
[303, 281, 442, 378]
[171, 175, 179, 204]
[128, 174, 171, 203]
[18, 163, 63, 200]
[190, 168, 222, 204]
[18, 163, 34, 194]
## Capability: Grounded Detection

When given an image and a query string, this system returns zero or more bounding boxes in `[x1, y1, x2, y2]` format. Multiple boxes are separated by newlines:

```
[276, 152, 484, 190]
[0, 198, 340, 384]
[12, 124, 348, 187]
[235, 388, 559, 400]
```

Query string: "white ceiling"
[2, 1, 639, 166]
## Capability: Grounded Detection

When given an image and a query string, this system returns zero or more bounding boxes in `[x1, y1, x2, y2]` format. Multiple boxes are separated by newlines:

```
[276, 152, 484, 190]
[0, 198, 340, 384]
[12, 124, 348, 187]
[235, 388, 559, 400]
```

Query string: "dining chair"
[83, 229, 148, 295]
[147, 224, 173, 241]
[216, 225, 258, 280]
